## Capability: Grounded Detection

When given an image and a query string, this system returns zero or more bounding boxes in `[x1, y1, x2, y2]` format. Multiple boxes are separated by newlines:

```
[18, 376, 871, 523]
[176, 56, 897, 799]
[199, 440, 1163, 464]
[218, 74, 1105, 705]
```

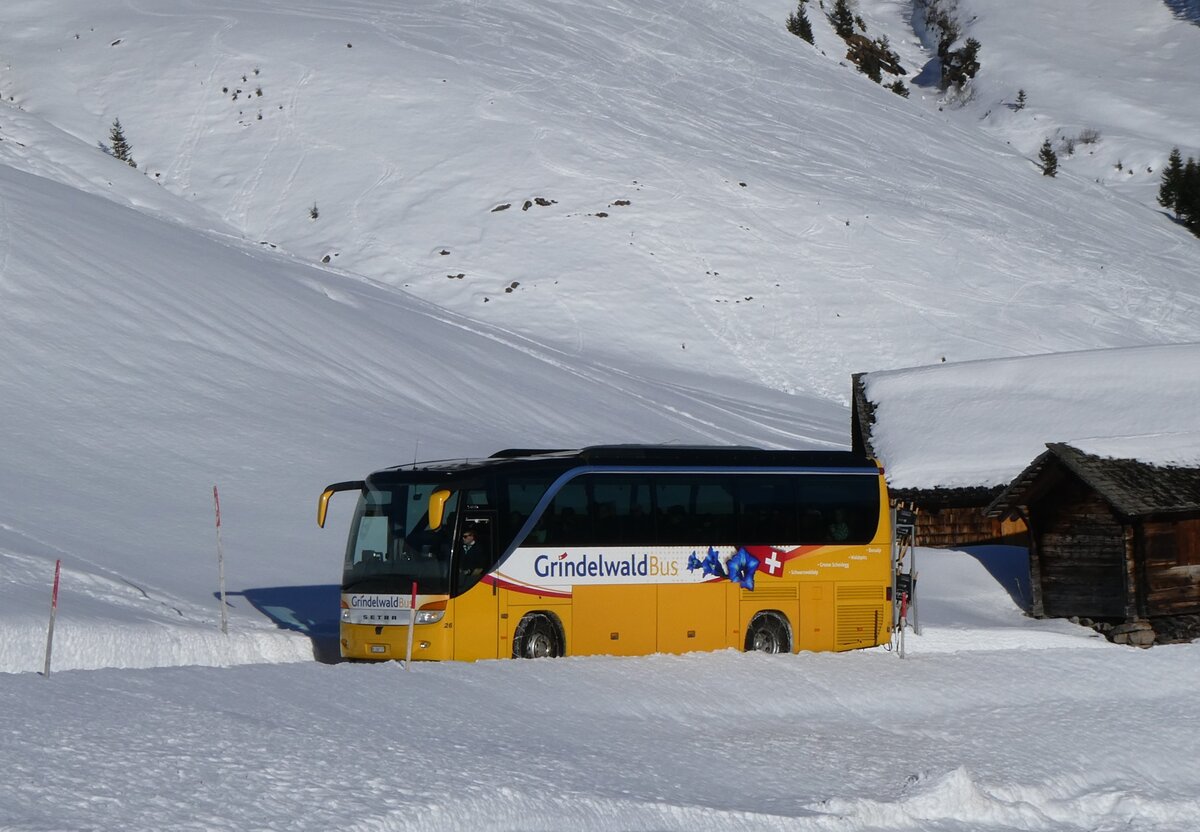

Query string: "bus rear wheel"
[512, 613, 564, 659]
[745, 612, 791, 654]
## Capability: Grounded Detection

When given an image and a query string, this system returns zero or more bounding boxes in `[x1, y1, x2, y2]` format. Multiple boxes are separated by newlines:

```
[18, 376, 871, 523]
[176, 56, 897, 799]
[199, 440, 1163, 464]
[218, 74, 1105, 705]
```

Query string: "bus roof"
[369, 445, 880, 478]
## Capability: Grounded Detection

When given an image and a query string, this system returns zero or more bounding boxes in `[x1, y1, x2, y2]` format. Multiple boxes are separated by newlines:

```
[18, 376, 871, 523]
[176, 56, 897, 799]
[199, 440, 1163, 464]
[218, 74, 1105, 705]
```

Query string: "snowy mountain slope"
[924, 0, 1200, 199]
[0, 118, 842, 667]
[3, 0, 1198, 404]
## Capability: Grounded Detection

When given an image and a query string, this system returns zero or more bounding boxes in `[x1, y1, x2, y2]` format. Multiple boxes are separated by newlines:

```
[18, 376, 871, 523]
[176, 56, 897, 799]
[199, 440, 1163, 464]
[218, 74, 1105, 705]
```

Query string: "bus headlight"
[414, 609, 445, 625]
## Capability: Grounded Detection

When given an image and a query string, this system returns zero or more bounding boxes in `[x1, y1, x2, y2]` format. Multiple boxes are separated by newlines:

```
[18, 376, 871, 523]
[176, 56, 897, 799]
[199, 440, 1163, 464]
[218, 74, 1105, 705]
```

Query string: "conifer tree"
[1158, 147, 1184, 215]
[941, 38, 981, 91]
[830, 0, 855, 41]
[1039, 139, 1058, 177]
[848, 38, 883, 82]
[1181, 158, 1200, 234]
[1015, 89, 1026, 110]
[786, 2, 814, 44]
[106, 118, 137, 168]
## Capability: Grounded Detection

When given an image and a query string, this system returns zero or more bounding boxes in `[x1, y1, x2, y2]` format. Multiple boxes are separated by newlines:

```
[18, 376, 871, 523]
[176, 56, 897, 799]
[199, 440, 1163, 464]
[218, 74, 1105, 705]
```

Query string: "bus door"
[452, 511, 499, 660]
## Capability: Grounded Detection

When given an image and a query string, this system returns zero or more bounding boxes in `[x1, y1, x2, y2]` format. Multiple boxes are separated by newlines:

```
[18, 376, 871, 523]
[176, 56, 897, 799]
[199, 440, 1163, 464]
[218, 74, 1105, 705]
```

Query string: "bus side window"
[592, 501, 617, 542]
[525, 511, 553, 546]
[737, 475, 798, 545]
[694, 479, 735, 543]
[558, 507, 582, 543]
[797, 474, 880, 544]
[800, 510, 824, 543]
[527, 480, 589, 546]
[628, 480, 653, 542]
[506, 477, 552, 542]
[507, 477, 551, 545]
[654, 478, 692, 545]
[589, 475, 650, 545]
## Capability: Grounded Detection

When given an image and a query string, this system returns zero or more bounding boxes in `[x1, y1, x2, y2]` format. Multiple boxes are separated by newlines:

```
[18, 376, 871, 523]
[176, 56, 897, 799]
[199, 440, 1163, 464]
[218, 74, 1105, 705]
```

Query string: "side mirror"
[318, 489, 335, 529]
[428, 489, 452, 530]
[317, 481, 365, 528]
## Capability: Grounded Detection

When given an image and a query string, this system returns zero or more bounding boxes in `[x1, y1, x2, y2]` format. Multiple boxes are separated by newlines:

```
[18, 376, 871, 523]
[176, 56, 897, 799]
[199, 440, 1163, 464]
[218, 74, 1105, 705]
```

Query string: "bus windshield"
[342, 483, 458, 594]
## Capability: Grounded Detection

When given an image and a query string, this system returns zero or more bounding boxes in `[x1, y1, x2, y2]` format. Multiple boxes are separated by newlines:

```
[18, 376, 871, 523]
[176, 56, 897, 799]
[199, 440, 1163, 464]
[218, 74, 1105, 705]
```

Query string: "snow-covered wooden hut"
[852, 343, 1200, 549]
[985, 439, 1200, 642]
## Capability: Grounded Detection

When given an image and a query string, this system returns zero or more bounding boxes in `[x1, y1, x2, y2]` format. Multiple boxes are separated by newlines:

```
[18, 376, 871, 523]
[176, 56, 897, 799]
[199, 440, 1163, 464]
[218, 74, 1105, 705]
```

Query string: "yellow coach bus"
[318, 445, 893, 661]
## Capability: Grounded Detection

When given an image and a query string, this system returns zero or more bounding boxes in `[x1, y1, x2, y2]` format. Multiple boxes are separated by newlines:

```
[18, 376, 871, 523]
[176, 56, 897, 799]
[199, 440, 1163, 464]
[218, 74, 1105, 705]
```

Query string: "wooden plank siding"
[1034, 482, 1127, 619]
[986, 444, 1200, 628]
[1139, 518, 1200, 617]
[916, 508, 1027, 548]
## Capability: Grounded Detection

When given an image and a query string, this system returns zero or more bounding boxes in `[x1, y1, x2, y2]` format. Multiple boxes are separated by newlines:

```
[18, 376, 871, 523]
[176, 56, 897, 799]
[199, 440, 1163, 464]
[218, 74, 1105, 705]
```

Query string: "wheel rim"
[752, 628, 780, 653]
[527, 631, 553, 658]
[749, 618, 786, 653]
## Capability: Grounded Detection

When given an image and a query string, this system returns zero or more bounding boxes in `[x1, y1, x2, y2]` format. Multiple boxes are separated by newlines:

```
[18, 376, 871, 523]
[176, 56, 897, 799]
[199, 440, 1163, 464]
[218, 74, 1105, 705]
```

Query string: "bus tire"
[745, 611, 791, 654]
[512, 613, 564, 659]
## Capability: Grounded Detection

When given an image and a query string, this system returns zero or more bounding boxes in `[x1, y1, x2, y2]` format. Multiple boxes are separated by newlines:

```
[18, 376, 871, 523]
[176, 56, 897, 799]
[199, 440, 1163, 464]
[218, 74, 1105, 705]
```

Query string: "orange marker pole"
[43, 559, 61, 678]
[214, 485, 229, 635]
[405, 581, 418, 670]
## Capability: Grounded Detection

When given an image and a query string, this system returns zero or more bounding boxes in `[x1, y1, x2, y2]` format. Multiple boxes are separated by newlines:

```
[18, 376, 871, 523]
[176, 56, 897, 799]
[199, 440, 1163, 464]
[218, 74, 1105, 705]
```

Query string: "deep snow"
[6, 550, 1199, 832]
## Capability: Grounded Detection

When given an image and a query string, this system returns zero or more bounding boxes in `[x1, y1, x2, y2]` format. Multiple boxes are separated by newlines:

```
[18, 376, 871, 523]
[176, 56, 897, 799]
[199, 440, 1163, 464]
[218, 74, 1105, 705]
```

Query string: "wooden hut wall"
[915, 507, 1027, 548]
[1139, 517, 1200, 617]
[1032, 477, 1128, 619]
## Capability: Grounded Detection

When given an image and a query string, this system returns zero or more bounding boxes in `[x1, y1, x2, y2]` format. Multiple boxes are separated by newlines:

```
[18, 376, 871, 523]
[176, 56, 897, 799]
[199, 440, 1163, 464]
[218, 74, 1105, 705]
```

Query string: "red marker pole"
[43, 559, 61, 678]
[213, 486, 229, 635]
[405, 581, 418, 670]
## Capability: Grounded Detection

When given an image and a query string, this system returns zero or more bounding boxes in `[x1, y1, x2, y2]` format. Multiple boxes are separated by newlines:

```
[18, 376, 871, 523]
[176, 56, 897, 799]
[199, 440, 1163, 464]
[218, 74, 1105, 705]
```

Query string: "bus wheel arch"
[512, 612, 566, 659]
[744, 610, 792, 654]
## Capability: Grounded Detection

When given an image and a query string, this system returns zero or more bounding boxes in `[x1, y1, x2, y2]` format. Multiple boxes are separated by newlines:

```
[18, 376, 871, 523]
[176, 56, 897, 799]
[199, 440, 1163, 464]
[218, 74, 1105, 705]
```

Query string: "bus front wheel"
[512, 613, 564, 659]
[745, 612, 791, 654]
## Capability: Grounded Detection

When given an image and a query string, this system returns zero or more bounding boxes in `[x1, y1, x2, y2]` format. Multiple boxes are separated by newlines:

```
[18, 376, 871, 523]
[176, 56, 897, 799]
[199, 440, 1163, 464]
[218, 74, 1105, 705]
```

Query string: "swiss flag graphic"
[746, 546, 785, 577]
[744, 545, 822, 578]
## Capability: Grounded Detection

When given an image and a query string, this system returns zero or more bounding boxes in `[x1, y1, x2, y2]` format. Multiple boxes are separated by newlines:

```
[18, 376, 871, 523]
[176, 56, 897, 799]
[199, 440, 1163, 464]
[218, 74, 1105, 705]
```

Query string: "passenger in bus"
[827, 509, 850, 542]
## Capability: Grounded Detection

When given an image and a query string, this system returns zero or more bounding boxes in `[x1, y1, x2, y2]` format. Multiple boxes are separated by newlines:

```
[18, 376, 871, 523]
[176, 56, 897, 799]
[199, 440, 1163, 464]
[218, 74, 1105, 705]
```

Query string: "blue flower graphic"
[701, 546, 726, 578]
[726, 547, 759, 591]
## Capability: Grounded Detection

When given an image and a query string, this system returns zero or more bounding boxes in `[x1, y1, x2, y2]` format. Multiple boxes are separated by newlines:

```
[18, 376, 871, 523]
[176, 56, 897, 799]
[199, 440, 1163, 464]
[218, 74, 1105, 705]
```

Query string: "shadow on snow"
[222, 585, 342, 664]
[959, 545, 1032, 612]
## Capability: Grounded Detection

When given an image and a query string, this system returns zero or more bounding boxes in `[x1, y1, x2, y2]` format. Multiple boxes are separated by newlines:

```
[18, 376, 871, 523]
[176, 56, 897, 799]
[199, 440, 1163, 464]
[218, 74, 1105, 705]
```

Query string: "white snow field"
[4, 550, 1199, 832]
[1, 0, 1200, 828]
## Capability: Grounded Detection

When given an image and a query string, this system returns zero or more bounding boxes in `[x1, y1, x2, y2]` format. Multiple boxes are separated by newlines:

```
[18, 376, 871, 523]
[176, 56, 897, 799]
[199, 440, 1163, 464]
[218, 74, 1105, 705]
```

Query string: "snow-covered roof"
[855, 343, 1200, 492]
[988, 441, 1200, 519]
